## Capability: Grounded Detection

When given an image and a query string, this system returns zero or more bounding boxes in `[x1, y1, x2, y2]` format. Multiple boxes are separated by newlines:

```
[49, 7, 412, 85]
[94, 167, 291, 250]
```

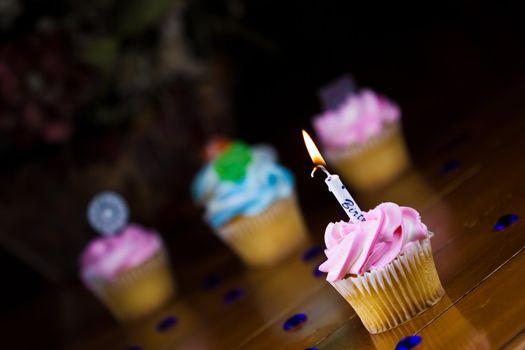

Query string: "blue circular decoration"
[313, 265, 326, 278]
[493, 214, 519, 232]
[440, 159, 460, 175]
[156, 316, 178, 332]
[202, 273, 223, 290]
[283, 313, 307, 331]
[87, 191, 129, 235]
[395, 335, 422, 350]
[305, 348, 319, 350]
[302, 245, 322, 262]
[223, 288, 245, 304]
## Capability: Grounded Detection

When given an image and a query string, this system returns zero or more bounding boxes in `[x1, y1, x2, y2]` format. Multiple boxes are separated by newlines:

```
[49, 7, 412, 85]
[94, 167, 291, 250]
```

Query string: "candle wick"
[311, 165, 331, 178]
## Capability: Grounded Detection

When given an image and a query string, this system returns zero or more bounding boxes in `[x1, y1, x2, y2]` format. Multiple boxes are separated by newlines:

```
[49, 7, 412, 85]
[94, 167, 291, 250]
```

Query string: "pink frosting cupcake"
[312, 89, 410, 190]
[319, 202, 444, 333]
[314, 89, 400, 150]
[80, 224, 176, 322]
[81, 224, 162, 283]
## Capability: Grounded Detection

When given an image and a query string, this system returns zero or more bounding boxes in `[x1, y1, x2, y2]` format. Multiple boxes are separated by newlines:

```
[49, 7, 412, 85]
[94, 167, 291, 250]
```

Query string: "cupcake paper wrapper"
[87, 247, 176, 322]
[331, 237, 444, 334]
[217, 195, 308, 266]
[325, 122, 410, 190]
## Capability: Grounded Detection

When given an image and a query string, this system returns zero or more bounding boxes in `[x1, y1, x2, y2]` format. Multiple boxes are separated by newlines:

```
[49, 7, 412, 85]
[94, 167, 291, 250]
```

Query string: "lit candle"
[302, 130, 365, 223]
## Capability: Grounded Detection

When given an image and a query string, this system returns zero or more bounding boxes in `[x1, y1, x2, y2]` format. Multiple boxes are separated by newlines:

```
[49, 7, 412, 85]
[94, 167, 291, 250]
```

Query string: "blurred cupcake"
[80, 192, 176, 322]
[313, 89, 410, 190]
[319, 202, 444, 333]
[192, 140, 307, 266]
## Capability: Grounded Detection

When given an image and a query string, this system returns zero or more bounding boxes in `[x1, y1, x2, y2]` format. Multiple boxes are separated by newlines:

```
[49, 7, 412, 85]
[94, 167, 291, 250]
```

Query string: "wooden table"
[4, 82, 525, 350]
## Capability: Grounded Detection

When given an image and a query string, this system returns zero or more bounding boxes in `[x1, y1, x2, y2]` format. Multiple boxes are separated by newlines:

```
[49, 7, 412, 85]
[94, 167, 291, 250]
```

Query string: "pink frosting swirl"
[80, 224, 162, 283]
[319, 202, 428, 282]
[313, 88, 400, 150]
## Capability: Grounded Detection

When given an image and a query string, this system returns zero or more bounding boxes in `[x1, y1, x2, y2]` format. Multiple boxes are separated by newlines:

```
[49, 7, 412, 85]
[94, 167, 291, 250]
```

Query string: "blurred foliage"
[0, 0, 274, 153]
[116, 0, 174, 36]
[77, 36, 119, 73]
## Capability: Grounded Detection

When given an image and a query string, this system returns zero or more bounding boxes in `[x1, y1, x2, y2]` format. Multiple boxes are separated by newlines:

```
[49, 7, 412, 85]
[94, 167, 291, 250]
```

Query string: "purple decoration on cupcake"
[318, 74, 357, 111]
[302, 245, 322, 262]
[87, 191, 129, 235]
[283, 313, 308, 331]
[156, 316, 178, 332]
[493, 214, 519, 232]
[305, 348, 318, 350]
[395, 335, 422, 350]
[223, 288, 245, 304]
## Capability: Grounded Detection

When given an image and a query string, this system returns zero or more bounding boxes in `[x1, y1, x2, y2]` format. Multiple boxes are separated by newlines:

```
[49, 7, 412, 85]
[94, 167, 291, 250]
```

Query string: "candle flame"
[302, 130, 326, 166]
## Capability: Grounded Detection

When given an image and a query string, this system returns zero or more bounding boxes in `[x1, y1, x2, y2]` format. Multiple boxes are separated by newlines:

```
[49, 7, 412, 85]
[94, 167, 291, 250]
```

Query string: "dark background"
[1, 1, 525, 347]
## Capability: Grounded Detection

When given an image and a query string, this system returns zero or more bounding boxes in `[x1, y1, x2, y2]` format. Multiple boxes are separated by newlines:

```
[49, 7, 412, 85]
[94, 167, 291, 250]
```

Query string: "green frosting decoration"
[213, 142, 253, 182]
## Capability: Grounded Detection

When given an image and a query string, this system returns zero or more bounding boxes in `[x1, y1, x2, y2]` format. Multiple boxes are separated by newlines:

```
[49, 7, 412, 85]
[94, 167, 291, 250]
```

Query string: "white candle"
[312, 165, 365, 223]
[302, 130, 366, 223]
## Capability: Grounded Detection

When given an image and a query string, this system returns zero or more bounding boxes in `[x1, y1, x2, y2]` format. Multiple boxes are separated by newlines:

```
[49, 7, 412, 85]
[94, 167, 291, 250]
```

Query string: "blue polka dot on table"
[283, 313, 307, 331]
[202, 273, 223, 290]
[156, 316, 178, 332]
[223, 288, 245, 304]
[302, 245, 322, 262]
[87, 191, 129, 235]
[313, 265, 326, 278]
[440, 159, 461, 174]
[395, 335, 422, 350]
[493, 214, 519, 232]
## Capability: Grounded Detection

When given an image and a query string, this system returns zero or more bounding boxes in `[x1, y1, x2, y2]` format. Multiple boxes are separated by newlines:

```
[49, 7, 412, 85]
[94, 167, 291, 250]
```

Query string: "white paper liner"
[331, 237, 444, 334]
[217, 195, 308, 266]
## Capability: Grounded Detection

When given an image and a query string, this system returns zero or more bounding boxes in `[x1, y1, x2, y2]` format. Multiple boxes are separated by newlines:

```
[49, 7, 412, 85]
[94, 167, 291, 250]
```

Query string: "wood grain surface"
[4, 81, 525, 350]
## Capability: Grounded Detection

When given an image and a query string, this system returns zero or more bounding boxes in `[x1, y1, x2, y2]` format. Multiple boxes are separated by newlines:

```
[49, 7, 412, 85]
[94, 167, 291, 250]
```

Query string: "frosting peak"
[313, 88, 400, 150]
[319, 203, 428, 282]
[80, 224, 162, 284]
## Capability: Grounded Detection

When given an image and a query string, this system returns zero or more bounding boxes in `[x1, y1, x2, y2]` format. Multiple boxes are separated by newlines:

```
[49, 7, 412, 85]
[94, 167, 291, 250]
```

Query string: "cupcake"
[192, 140, 308, 266]
[313, 89, 410, 190]
[80, 192, 176, 322]
[319, 202, 444, 334]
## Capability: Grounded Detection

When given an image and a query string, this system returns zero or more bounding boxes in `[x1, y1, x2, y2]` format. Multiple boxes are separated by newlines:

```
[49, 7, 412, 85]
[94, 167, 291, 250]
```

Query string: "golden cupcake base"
[331, 237, 444, 334]
[87, 248, 176, 323]
[327, 123, 410, 191]
[217, 196, 308, 266]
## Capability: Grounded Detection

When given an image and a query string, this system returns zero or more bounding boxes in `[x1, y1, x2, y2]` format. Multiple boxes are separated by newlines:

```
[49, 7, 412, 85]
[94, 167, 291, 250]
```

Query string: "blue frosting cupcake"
[192, 142, 294, 228]
[192, 140, 307, 266]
